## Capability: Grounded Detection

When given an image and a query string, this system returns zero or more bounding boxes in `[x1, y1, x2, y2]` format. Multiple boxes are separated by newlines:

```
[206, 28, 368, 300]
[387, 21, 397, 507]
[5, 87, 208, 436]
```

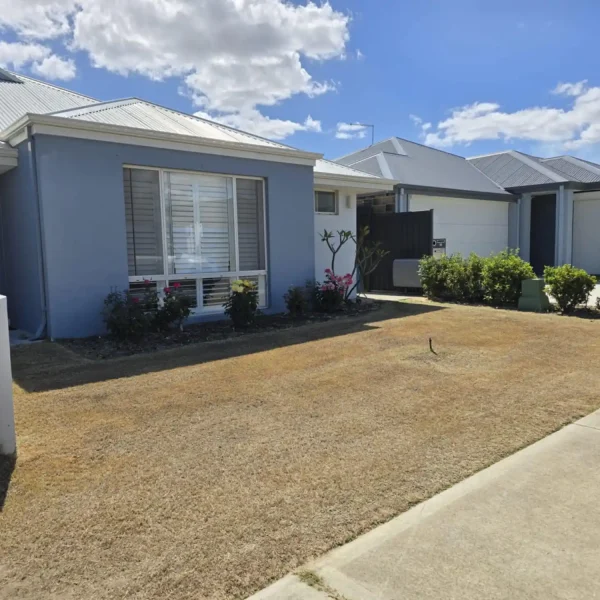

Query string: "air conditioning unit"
[392, 259, 422, 288]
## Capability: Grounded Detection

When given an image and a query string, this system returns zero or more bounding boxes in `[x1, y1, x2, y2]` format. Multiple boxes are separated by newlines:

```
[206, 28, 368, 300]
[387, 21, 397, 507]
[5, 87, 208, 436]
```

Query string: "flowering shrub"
[103, 280, 193, 340]
[154, 283, 194, 331]
[224, 279, 259, 328]
[314, 269, 353, 313]
[102, 283, 158, 340]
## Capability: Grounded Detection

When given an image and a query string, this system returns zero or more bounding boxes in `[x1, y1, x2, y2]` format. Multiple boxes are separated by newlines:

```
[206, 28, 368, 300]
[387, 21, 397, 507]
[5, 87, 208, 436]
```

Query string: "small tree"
[320, 226, 388, 300]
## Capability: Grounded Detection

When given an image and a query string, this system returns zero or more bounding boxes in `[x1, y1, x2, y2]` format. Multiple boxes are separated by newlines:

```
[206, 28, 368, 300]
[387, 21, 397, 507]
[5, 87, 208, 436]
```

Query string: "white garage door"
[573, 192, 600, 275]
[409, 195, 509, 257]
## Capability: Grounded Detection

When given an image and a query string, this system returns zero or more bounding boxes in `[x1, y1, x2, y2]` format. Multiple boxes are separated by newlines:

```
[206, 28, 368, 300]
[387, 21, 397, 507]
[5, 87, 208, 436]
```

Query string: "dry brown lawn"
[2, 301, 600, 600]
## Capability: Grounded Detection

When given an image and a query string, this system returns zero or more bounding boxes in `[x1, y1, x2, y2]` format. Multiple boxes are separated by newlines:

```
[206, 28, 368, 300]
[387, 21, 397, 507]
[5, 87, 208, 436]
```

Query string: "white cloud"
[0, 41, 49, 68]
[335, 122, 367, 140]
[195, 109, 321, 140]
[0, 40, 76, 80]
[356, 49, 364, 60]
[0, 1, 76, 39]
[552, 80, 588, 97]
[31, 54, 76, 80]
[409, 114, 422, 126]
[0, 0, 349, 139]
[423, 81, 600, 150]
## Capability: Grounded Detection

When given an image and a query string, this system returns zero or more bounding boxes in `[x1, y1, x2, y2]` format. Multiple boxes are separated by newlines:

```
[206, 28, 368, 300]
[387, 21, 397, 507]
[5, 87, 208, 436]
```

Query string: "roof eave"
[402, 183, 515, 202]
[314, 173, 396, 192]
[1, 113, 323, 166]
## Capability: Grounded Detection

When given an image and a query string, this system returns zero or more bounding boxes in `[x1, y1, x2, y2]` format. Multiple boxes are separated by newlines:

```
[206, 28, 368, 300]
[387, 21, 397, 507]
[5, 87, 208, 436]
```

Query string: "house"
[468, 151, 600, 275]
[0, 69, 395, 339]
[334, 137, 516, 258]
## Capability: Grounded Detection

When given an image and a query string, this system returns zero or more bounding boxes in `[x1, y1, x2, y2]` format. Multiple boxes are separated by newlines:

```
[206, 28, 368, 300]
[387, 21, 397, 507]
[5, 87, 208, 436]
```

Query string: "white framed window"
[123, 166, 268, 313]
[315, 190, 338, 215]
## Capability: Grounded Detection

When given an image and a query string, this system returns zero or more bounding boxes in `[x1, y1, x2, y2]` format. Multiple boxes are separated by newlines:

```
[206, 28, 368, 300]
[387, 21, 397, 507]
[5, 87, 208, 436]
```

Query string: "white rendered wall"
[0, 296, 16, 455]
[409, 195, 510, 257]
[314, 192, 357, 289]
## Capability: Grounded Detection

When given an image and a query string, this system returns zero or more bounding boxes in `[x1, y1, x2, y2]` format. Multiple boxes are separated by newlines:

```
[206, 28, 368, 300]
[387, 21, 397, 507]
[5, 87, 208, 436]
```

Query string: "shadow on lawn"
[12, 301, 444, 393]
[0, 453, 16, 511]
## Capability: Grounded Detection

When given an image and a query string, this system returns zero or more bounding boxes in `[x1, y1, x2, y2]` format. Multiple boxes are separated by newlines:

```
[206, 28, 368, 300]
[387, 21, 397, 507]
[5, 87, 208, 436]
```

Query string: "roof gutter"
[396, 184, 516, 202]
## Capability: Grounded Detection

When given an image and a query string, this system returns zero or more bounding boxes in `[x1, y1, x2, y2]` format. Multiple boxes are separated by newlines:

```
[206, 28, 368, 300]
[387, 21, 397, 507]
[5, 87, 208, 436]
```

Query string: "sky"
[1, 0, 600, 162]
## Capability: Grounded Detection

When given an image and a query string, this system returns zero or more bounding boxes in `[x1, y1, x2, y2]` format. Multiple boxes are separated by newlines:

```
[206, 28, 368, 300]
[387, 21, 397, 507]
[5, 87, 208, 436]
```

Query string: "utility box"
[393, 259, 422, 288]
[432, 238, 446, 259]
[518, 278, 551, 312]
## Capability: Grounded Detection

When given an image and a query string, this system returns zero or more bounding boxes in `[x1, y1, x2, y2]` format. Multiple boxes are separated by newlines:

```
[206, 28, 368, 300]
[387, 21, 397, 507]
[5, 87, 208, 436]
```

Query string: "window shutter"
[123, 168, 164, 276]
[166, 173, 196, 274]
[236, 179, 265, 270]
[166, 172, 234, 275]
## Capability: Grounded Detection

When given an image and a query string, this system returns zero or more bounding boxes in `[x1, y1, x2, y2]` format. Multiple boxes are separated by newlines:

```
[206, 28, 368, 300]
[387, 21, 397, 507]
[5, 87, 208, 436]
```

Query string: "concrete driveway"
[250, 409, 600, 600]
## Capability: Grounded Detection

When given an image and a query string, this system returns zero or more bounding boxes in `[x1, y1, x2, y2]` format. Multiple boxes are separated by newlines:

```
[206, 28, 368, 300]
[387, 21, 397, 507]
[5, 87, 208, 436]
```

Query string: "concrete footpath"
[248, 410, 600, 600]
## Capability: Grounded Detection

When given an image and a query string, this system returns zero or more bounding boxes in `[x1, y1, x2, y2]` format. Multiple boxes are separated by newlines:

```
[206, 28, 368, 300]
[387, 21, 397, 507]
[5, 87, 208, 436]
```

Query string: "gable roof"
[468, 150, 600, 188]
[0, 70, 96, 131]
[335, 137, 511, 198]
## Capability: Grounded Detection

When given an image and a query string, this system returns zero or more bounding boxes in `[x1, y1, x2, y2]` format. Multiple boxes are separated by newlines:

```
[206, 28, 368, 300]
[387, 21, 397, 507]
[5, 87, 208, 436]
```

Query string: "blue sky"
[1, 0, 600, 161]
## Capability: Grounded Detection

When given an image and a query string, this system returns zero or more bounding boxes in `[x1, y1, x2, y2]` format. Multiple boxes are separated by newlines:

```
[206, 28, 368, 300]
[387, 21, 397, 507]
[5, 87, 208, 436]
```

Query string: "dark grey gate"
[357, 207, 433, 291]
[530, 194, 556, 276]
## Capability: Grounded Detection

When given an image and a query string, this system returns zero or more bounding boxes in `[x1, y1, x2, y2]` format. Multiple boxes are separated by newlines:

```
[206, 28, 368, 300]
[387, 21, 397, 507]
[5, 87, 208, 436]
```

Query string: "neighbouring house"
[468, 151, 600, 275]
[334, 137, 516, 258]
[0, 69, 394, 338]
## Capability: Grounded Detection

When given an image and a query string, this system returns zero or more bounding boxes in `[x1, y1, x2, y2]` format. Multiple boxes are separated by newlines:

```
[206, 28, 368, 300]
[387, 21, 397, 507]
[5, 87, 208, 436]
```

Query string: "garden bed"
[60, 300, 380, 360]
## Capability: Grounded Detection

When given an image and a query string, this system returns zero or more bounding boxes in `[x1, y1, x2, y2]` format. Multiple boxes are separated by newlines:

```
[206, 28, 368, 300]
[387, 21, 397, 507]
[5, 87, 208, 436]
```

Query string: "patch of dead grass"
[2, 301, 600, 599]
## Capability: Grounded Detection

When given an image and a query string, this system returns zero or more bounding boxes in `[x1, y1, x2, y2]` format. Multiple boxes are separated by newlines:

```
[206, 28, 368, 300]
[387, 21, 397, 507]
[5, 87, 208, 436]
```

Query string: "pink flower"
[172, 282, 181, 289]
[164, 286, 172, 294]
[131, 297, 140, 304]
[325, 268, 332, 274]
[143, 279, 151, 285]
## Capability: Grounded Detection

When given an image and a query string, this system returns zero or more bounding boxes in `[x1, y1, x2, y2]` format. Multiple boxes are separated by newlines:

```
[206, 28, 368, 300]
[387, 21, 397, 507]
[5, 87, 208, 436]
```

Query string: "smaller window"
[315, 191, 337, 214]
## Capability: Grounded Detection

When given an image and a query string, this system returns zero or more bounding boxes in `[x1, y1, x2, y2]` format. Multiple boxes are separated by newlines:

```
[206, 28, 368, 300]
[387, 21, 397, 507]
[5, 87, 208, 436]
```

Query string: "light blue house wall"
[19, 134, 315, 338]
[0, 141, 45, 334]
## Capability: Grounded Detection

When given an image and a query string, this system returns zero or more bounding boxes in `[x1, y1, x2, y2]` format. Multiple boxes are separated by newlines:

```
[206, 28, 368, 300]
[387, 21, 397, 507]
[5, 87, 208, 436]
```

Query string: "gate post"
[0, 296, 16, 456]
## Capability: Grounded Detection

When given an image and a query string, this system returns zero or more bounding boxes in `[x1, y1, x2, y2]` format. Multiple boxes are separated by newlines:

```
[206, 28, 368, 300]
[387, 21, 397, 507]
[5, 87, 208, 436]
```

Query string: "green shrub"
[102, 284, 158, 340]
[419, 253, 485, 302]
[284, 285, 308, 317]
[224, 279, 259, 328]
[418, 255, 451, 299]
[544, 265, 597, 313]
[445, 253, 485, 302]
[482, 250, 535, 306]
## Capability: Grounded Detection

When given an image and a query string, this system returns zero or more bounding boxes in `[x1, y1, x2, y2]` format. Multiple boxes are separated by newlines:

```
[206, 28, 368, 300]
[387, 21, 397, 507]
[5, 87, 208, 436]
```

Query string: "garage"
[409, 195, 510, 257]
[573, 191, 600, 275]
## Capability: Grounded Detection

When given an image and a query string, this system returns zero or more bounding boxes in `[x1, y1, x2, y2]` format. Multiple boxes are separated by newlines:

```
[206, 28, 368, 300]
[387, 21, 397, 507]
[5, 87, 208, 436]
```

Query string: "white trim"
[313, 174, 395, 192]
[1, 114, 321, 167]
[232, 178, 240, 272]
[6, 128, 27, 146]
[129, 270, 268, 282]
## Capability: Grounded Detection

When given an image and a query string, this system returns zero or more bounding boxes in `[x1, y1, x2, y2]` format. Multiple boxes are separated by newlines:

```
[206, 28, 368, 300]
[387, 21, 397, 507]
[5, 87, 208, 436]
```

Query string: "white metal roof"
[468, 150, 600, 188]
[49, 98, 298, 152]
[0, 70, 96, 132]
[336, 137, 511, 197]
[0, 73, 390, 184]
[315, 158, 390, 180]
